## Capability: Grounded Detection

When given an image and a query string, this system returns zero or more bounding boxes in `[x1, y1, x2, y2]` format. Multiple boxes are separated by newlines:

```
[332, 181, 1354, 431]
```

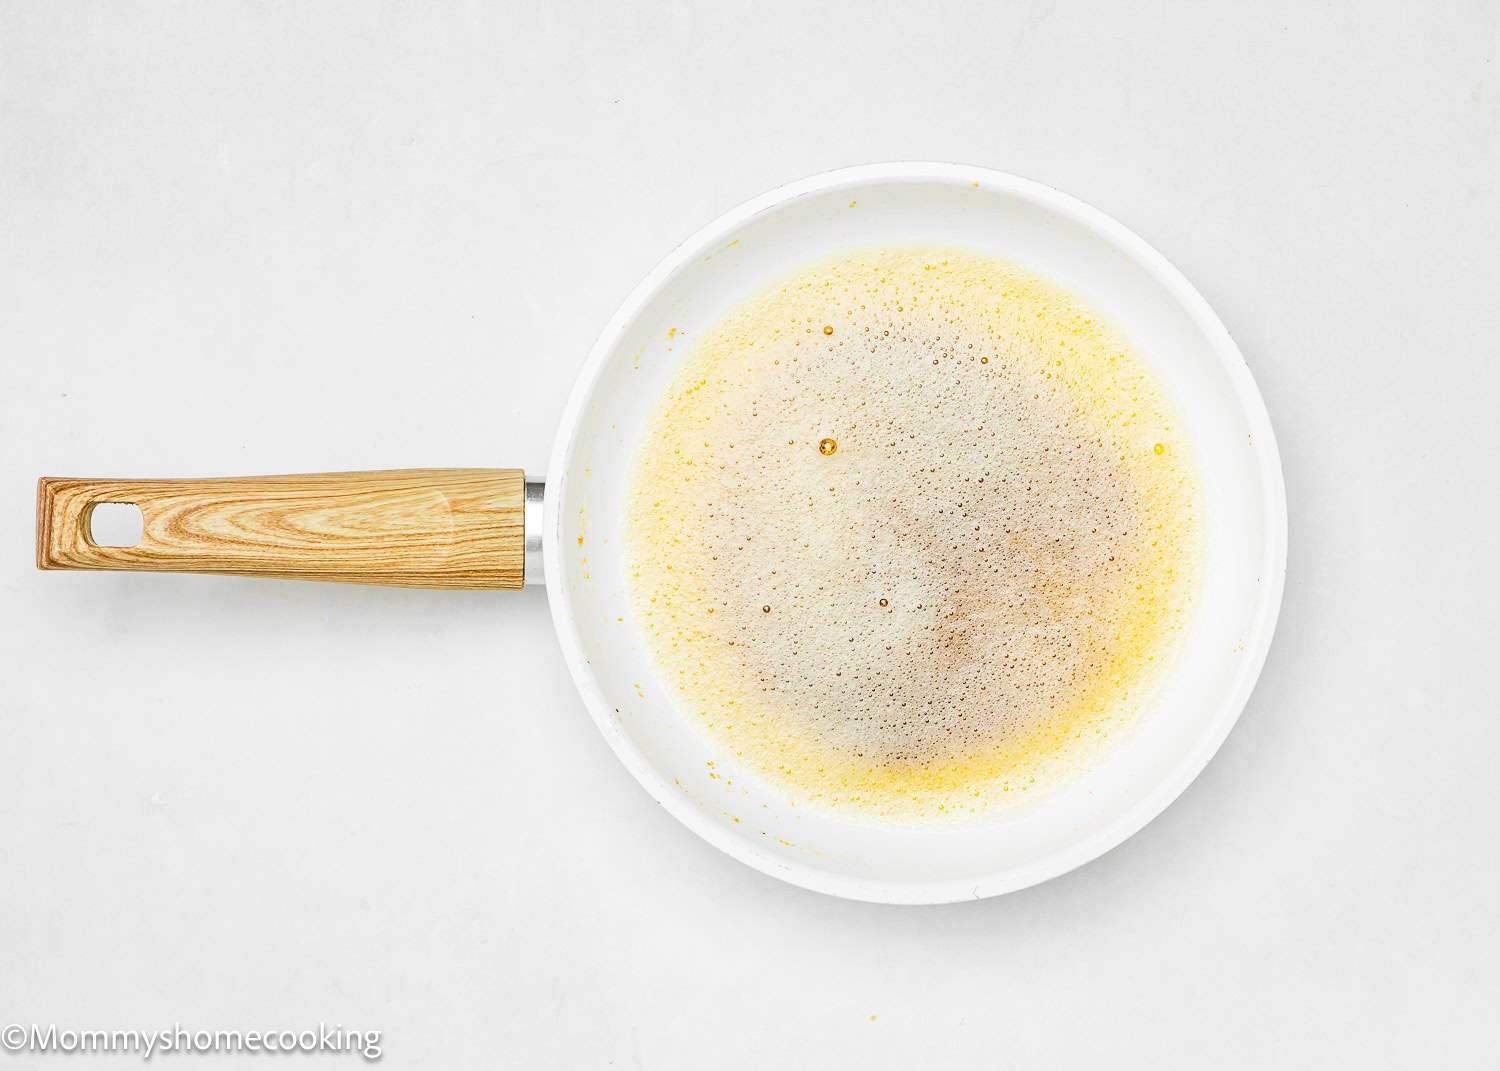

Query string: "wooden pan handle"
[36, 469, 527, 589]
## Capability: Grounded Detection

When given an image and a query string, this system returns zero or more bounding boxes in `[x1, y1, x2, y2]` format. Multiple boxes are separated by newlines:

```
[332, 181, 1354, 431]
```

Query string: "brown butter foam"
[628, 248, 1201, 820]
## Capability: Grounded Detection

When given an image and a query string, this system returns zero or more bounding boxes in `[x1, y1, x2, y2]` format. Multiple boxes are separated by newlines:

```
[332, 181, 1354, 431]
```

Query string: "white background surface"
[2, 2, 1497, 1067]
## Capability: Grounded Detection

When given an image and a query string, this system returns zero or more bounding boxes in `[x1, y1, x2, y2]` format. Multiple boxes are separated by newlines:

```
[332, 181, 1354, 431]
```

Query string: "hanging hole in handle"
[85, 502, 144, 547]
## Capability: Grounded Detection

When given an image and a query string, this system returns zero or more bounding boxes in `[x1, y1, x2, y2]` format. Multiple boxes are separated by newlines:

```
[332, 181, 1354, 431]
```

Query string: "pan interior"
[544, 166, 1284, 901]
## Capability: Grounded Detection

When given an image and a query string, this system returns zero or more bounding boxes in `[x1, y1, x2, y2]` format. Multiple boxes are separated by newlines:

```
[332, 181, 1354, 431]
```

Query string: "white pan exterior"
[542, 163, 1287, 903]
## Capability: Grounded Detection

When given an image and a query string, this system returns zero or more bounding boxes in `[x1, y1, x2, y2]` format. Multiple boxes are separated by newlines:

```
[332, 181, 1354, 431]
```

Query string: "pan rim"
[542, 161, 1288, 904]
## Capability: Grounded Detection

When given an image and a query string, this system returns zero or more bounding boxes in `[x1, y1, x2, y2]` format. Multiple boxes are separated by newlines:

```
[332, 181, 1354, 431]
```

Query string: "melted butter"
[627, 247, 1201, 820]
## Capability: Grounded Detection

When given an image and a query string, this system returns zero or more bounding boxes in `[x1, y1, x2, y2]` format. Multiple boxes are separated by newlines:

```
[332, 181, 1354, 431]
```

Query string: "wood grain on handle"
[36, 469, 527, 589]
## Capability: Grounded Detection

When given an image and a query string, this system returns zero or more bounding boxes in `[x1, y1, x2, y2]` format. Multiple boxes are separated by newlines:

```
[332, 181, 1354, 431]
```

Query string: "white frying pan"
[36, 163, 1287, 903]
